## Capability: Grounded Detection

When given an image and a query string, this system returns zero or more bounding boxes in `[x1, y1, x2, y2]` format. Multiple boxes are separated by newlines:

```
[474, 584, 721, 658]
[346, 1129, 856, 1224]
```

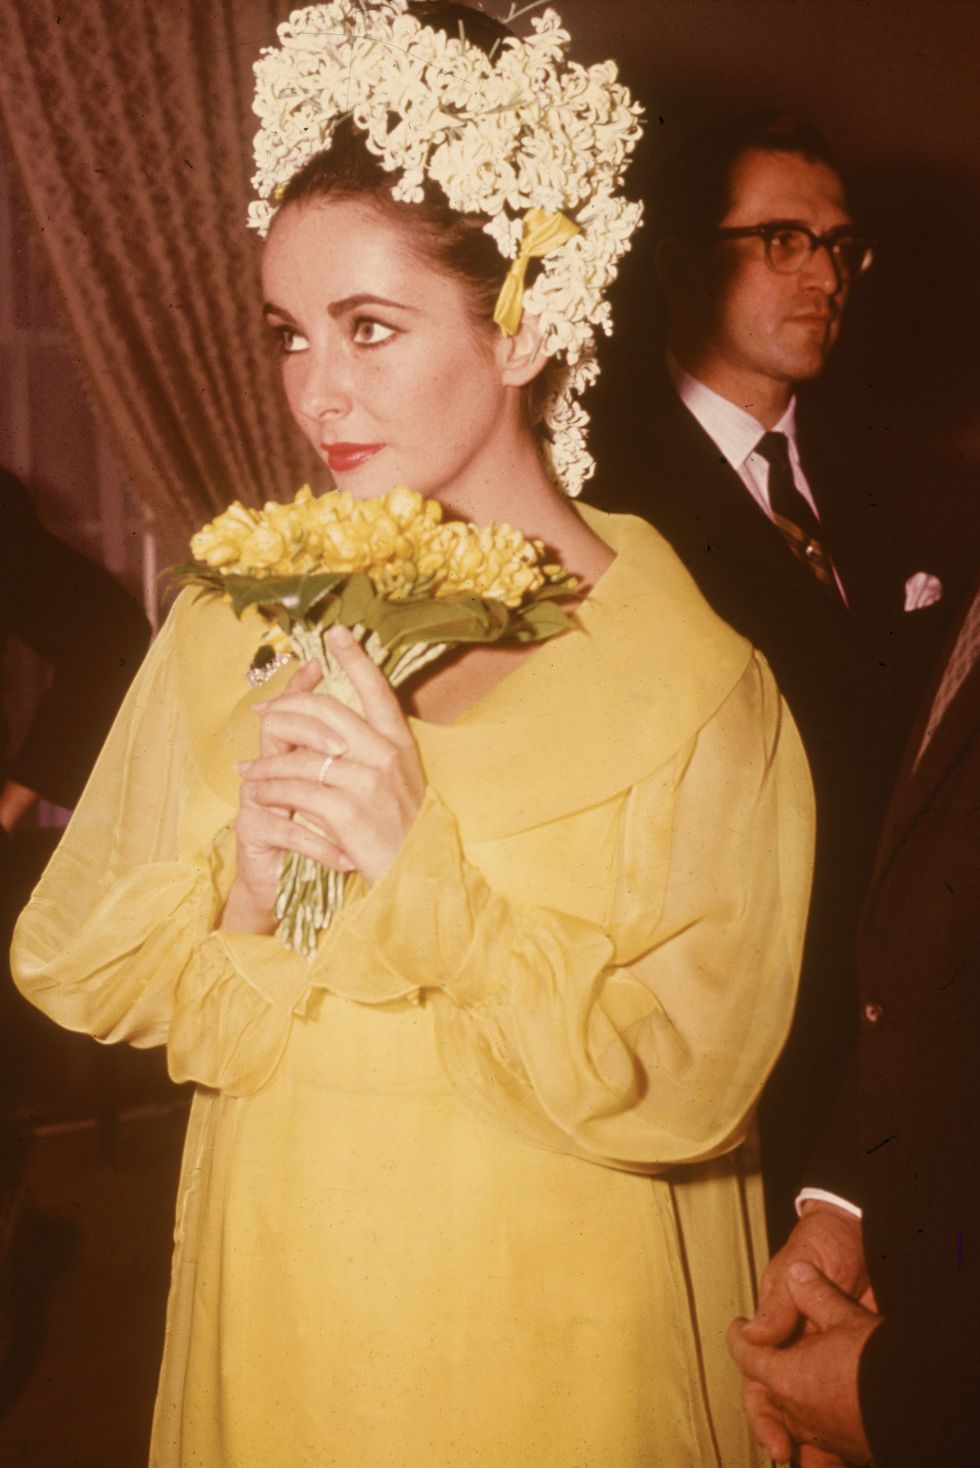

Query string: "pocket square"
[904, 571, 943, 612]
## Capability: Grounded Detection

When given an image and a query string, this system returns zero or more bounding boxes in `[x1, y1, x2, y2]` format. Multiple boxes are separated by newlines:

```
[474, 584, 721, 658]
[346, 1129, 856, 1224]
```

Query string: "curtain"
[0, 0, 321, 556]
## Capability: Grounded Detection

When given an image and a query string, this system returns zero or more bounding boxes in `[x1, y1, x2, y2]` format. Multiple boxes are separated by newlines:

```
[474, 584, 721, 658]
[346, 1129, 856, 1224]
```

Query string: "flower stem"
[274, 626, 451, 960]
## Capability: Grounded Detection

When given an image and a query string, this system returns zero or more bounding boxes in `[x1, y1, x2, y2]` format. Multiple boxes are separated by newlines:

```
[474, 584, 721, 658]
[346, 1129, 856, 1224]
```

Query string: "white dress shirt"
[796, 1186, 863, 1220]
[666, 353, 847, 601]
[667, 351, 823, 515]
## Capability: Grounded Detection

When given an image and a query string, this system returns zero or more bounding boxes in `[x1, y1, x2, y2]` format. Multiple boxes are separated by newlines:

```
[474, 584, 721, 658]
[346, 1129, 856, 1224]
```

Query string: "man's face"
[687, 148, 854, 403]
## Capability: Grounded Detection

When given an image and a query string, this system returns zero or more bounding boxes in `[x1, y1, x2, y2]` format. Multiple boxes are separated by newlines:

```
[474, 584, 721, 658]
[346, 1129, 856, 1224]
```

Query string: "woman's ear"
[497, 312, 548, 387]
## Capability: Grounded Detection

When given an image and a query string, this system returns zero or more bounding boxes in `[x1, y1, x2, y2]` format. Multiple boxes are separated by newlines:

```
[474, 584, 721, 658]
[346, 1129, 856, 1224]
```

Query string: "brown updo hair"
[274, 2, 540, 334]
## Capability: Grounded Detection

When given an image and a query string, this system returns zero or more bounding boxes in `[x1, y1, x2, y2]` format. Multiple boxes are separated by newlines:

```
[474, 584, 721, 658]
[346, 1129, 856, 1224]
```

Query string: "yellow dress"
[12, 507, 813, 1467]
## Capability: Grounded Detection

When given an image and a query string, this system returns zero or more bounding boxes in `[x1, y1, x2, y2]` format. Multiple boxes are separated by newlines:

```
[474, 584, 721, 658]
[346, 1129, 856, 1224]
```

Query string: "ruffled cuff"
[166, 828, 315, 1095]
[168, 928, 312, 1096]
[312, 787, 517, 1006]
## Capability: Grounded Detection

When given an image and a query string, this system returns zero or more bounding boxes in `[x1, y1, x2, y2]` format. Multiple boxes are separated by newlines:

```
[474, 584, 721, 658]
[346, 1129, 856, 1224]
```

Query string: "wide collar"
[413, 505, 752, 843]
[177, 507, 752, 846]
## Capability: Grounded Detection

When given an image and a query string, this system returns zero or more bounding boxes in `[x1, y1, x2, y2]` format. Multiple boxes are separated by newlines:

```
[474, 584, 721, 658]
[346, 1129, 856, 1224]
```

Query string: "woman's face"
[262, 199, 518, 505]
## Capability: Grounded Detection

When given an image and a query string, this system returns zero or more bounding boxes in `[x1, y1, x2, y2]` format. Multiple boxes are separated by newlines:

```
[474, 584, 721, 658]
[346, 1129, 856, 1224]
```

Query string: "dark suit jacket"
[0, 468, 150, 1134]
[0, 467, 150, 810]
[589, 369, 947, 1238]
[806, 584, 980, 1466]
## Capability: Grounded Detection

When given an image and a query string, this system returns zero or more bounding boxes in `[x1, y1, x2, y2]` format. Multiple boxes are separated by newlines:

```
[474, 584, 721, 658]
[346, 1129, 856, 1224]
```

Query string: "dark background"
[489, 0, 980, 586]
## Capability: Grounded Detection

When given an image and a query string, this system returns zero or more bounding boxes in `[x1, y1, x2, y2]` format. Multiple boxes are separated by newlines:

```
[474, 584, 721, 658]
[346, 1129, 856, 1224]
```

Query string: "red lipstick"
[322, 442, 383, 473]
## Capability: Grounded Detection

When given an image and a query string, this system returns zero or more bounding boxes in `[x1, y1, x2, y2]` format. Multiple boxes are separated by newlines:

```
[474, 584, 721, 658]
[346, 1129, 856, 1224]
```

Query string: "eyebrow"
[263, 292, 419, 323]
[328, 292, 419, 317]
[754, 217, 857, 233]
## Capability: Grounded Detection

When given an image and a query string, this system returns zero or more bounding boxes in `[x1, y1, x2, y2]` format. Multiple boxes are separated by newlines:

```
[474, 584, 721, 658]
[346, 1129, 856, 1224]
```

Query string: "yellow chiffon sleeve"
[10, 602, 314, 1096]
[12, 578, 812, 1165]
[318, 652, 814, 1172]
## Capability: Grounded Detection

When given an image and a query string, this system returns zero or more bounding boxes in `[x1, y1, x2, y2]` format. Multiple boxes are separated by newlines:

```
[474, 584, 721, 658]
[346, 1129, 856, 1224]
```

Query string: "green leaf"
[167, 561, 225, 597]
[512, 600, 573, 639]
[221, 571, 348, 620]
[332, 573, 377, 627]
[314, 598, 341, 632]
[355, 591, 576, 653]
[164, 562, 576, 659]
[528, 576, 579, 603]
[440, 597, 512, 644]
[372, 595, 496, 649]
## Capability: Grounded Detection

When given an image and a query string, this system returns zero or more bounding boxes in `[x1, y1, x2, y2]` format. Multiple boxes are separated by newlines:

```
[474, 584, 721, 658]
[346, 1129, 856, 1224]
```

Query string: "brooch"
[247, 643, 293, 688]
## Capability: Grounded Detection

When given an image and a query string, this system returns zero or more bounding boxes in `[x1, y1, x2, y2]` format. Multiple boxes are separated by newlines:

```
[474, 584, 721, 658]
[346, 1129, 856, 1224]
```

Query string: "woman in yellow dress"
[12, 3, 813, 1464]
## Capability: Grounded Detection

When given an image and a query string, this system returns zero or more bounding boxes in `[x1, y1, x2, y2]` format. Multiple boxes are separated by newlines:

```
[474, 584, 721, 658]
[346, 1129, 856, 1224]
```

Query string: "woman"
[12, 4, 813, 1464]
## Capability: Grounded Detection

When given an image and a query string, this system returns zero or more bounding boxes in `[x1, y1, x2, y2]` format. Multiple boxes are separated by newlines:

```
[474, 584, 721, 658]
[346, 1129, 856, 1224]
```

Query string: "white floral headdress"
[249, 1, 644, 496]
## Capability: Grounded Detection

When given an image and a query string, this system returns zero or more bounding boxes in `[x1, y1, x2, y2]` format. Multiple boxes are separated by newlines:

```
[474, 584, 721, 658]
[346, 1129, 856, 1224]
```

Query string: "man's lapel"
[658, 385, 853, 618]
[874, 582, 980, 878]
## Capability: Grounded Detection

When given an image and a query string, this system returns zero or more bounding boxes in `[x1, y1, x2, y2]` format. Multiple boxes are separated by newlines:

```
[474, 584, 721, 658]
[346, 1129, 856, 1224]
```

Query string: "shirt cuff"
[795, 1186, 863, 1220]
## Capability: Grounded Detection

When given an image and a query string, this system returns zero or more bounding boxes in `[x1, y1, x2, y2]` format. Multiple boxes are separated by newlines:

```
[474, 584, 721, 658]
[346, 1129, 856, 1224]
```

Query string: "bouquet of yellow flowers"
[174, 485, 576, 958]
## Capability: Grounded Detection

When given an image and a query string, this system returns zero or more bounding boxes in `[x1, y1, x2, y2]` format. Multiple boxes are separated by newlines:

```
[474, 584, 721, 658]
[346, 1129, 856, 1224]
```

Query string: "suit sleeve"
[0, 468, 150, 806]
[859, 1285, 980, 1467]
[799, 1051, 865, 1208]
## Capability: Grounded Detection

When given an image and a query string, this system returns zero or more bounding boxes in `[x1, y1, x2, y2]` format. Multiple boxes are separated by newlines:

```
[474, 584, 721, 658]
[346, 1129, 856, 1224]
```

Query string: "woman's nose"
[295, 352, 350, 422]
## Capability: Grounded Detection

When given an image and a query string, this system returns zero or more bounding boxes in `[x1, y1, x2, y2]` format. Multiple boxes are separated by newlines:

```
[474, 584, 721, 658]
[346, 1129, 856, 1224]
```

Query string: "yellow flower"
[239, 525, 289, 573]
[362, 509, 402, 562]
[190, 484, 571, 607]
[319, 489, 355, 522]
[385, 486, 431, 528]
[320, 521, 362, 568]
[190, 501, 259, 568]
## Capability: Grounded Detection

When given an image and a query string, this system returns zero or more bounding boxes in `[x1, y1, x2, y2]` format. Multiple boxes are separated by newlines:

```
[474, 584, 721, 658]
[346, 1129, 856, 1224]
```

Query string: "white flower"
[248, 1, 643, 495]
[483, 212, 524, 260]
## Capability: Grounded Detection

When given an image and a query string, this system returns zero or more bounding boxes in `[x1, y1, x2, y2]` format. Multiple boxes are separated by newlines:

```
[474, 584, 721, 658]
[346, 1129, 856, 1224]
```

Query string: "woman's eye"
[276, 327, 309, 355]
[352, 318, 397, 347]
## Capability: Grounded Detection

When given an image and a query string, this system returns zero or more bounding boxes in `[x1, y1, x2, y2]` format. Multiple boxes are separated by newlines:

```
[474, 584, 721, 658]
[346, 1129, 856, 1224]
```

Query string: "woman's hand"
[220, 659, 334, 933]
[220, 626, 425, 935]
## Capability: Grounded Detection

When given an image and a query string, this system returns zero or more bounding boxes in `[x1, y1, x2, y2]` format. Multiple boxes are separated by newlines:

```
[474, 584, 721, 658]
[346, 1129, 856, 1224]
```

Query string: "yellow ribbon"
[492, 207, 580, 337]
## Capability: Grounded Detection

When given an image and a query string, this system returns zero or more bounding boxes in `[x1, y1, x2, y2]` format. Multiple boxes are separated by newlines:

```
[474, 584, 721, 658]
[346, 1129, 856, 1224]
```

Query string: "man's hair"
[651, 111, 840, 243]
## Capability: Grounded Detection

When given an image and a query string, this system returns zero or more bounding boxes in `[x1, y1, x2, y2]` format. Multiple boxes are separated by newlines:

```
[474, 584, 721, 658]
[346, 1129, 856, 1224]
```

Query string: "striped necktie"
[754, 431, 839, 597]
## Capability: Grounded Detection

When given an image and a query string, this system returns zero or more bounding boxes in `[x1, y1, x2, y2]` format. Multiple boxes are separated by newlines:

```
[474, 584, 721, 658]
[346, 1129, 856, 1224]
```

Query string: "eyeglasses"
[709, 222, 875, 281]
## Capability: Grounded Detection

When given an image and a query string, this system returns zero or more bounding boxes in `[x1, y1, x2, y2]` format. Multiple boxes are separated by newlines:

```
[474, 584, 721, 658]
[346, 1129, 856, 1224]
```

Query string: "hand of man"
[0, 779, 39, 835]
[731, 1202, 872, 1462]
[749, 1201, 870, 1348]
[728, 1261, 880, 1465]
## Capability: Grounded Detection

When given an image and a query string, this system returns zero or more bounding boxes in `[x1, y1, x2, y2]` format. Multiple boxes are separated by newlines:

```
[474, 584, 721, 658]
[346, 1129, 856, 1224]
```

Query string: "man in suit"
[0, 465, 150, 831]
[728, 579, 980, 1465]
[590, 112, 946, 1241]
[0, 464, 150, 1368]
